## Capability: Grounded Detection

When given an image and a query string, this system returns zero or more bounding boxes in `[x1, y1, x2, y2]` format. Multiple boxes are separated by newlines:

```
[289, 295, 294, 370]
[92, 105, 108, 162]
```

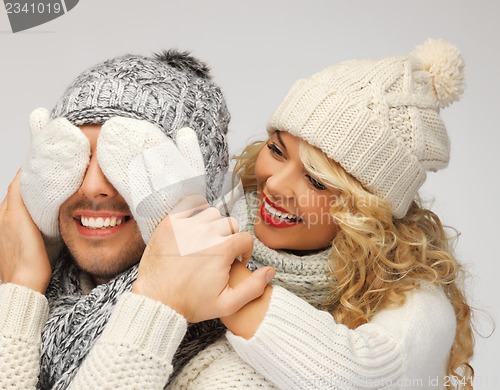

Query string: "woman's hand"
[221, 261, 274, 339]
[0, 171, 51, 293]
[132, 196, 273, 323]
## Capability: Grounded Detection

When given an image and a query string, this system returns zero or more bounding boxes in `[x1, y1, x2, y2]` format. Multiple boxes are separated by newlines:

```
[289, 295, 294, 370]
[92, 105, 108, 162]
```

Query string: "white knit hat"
[267, 39, 465, 218]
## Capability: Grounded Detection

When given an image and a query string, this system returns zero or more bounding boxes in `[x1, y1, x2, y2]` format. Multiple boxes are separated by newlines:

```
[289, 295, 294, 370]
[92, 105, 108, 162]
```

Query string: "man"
[0, 50, 269, 388]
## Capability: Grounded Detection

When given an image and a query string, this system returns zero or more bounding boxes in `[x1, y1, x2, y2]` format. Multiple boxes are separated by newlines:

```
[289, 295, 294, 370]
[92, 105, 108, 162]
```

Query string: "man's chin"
[60, 220, 146, 285]
[74, 259, 140, 285]
[67, 245, 145, 285]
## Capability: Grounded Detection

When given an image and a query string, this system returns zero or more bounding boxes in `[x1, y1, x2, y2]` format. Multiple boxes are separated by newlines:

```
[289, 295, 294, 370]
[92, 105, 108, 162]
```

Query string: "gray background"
[1, 1, 498, 386]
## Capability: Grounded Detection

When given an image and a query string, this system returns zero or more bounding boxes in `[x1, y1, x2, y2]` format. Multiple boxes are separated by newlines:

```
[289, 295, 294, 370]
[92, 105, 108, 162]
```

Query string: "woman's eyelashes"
[306, 174, 327, 191]
[267, 142, 285, 158]
[267, 141, 327, 191]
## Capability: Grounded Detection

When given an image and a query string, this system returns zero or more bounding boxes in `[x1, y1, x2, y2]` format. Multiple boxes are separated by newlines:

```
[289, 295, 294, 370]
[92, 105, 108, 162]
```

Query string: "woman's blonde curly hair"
[234, 133, 474, 389]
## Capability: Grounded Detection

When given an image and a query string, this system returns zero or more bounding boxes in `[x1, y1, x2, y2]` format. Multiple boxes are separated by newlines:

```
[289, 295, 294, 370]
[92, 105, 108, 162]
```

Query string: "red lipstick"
[260, 195, 301, 229]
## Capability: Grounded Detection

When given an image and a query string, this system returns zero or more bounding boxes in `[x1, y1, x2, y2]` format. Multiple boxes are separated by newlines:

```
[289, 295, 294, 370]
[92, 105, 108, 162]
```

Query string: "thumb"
[29, 108, 50, 137]
[175, 127, 206, 176]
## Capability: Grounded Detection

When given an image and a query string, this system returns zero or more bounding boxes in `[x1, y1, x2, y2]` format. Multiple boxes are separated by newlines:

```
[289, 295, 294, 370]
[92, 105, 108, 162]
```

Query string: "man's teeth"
[81, 216, 124, 229]
[264, 201, 300, 222]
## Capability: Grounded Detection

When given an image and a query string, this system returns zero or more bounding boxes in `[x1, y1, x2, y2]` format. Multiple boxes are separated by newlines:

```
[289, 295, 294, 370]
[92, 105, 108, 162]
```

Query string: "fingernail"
[266, 269, 276, 283]
[236, 255, 243, 262]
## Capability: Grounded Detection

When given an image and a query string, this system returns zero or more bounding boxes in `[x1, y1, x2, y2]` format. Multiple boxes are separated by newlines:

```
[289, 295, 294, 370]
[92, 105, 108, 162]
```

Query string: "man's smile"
[73, 211, 133, 238]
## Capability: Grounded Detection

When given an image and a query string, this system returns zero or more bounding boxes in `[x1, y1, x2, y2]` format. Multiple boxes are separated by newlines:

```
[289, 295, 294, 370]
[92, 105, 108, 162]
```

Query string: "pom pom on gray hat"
[267, 38, 465, 218]
[51, 49, 231, 203]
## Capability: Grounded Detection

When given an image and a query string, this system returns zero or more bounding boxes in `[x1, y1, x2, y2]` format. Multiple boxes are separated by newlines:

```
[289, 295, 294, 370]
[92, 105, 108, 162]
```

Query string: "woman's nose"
[265, 165, 296, 200]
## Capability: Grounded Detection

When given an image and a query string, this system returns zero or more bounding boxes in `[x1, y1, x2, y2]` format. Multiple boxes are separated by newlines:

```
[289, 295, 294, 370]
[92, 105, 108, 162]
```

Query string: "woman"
[173, 38, 474, 389]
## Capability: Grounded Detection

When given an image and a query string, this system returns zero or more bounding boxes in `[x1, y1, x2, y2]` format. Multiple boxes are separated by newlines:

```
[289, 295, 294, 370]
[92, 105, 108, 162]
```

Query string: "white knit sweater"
[0, 283, 48, 389]
[0, 194, 458, 389]
[228, 284, 456, 389]
[1, 280, 456, 389]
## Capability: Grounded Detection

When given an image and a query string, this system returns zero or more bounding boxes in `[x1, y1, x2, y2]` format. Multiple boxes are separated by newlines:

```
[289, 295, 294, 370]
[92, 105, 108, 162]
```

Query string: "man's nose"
[77, 156, 118, 199]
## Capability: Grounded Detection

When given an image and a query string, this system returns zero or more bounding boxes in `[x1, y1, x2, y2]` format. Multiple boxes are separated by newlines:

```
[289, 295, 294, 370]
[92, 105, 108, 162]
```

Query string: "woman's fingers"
[217, 267, 275, 317]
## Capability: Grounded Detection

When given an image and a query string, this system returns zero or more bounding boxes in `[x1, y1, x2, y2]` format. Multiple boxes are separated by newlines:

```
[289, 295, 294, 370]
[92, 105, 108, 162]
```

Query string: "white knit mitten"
[20, 108, 91, 261]
[97, 117, 206, 243]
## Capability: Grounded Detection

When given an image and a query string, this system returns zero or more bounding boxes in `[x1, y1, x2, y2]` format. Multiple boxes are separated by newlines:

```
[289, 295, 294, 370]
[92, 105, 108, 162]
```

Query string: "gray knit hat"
[51, 49, 230, 202]
[268, 39, 465, 218]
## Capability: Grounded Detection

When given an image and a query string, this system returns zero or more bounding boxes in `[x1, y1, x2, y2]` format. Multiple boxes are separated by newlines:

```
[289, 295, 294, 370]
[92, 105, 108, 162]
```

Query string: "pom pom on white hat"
[268, 38, 465, 218]
[411, 38, 465, 108]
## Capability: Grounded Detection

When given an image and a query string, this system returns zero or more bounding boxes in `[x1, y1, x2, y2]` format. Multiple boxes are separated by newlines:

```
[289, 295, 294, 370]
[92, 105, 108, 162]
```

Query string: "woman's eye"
[267, 142, 284, 158]
[306, 174, 327, 191]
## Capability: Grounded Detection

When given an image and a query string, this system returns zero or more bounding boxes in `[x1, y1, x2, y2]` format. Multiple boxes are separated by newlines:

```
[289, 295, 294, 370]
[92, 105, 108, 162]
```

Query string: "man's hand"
[131, 196, 274, 323]
[0, 171, 51, 293]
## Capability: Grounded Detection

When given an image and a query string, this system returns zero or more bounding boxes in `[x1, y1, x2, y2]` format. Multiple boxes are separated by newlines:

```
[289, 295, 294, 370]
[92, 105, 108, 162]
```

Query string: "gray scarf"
[38, 250, 225, 389]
